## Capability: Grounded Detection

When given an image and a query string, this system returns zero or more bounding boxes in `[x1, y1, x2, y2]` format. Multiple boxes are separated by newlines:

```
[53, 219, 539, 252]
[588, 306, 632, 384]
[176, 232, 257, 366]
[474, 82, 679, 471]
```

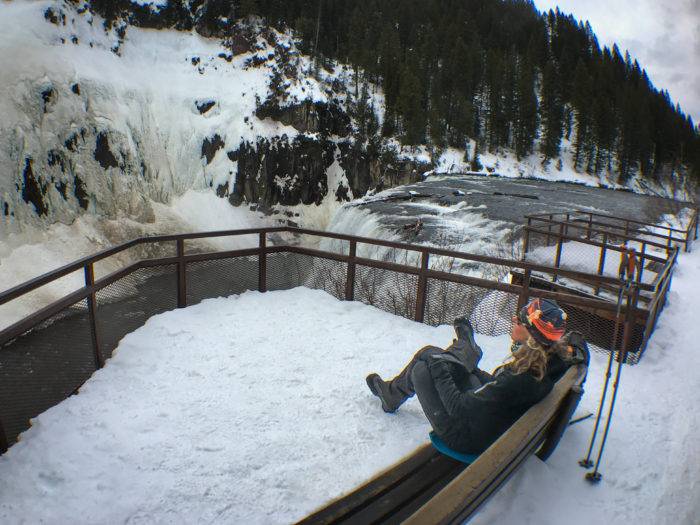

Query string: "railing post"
[522, 220, 531, 259]
[177, 239, 186, 309]
[258, 233, 267, 293]
[0, 417, 8, 454]
[619, 284, 640, 363]
[345, 241, 356, 301]
[564, 213, 570, 237]
[587, 213, 593, 240]
[84, 262, 104, 370]
[415, 250, 429, 323]
[687, 212, 697, 251]
[553, 223, 565, 283]
[666, 229, 672, 255]
[637, 242, 646, 284]
[624, 220, 629, 239]
[595, 233, 608, 295]
[546, 214, 553, 245]
[517, 269, 531, 311]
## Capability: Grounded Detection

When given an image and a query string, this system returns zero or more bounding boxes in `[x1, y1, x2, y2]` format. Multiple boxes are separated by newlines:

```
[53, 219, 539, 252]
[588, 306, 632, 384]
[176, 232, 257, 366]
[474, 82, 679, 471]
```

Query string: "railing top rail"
[570, 217, 687, 243]
[651, 246, 679, 289]
[523, 224, 669, 264]
[1, 227, 640, 309]
[526, 209, 696, 235]
[581, 209, 697, 234]
[524, 218, 681, 251]
[0, 227, 287, 307]
[523, 224, 675, 294]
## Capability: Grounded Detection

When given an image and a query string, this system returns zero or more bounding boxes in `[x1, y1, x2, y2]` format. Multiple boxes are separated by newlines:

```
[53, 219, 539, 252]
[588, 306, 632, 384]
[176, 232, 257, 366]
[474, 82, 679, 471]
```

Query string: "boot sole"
[365, 374, 395, 413]
[366, 374, 380, 396]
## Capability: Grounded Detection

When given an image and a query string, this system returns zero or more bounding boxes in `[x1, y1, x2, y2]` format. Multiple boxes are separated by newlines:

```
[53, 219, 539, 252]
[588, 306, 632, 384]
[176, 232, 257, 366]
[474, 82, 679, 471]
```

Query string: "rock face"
[0, 0, 430, 237]
[256, 99, 352, 137]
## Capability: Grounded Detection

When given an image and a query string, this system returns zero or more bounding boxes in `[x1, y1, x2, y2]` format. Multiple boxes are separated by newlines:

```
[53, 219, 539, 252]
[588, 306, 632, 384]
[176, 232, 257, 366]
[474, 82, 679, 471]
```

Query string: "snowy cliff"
[0, 1, 428, 240]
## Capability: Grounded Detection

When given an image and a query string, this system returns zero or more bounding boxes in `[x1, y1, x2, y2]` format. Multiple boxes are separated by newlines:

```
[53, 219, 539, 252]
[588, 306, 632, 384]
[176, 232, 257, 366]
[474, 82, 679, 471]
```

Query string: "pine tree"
[397, 64, 425, 145]
[572, 59, 592, 171]
[540, 58, 564, 160]
[514, 56, 538, 159]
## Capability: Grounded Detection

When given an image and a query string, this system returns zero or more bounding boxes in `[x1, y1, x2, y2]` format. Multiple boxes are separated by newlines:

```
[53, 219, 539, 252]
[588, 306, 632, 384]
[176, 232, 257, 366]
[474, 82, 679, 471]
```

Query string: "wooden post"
[637, 242, 646, 284]
[595, 233, 608, 296]
[666, 229, 672, 255]
[618, 285, 640, 363]
[546, 214, 553, 245]
[663, 274, 673, 308]
[84, 262, 104, 370]
[345, 241, 356, 301]
[587, 213, 593, 240]
[258, 233, 267, 293]
[564, 213, 570, 237]
[522, 219, 531, 258]
[624, 220, 629, 239]
[177, 239, 186, 309]
[415, 250, 429, 323]
[553, 223, 565, 283]
[517, 269, 531, 311]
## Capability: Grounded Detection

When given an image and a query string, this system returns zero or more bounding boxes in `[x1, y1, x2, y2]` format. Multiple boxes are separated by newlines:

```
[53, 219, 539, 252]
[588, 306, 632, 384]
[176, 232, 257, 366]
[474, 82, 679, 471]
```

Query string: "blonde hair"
[495, 336, 571, 381]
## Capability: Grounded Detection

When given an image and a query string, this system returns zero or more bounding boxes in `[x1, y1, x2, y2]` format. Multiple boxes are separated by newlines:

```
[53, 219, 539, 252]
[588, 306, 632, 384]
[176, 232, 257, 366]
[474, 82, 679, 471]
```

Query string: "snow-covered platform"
[1, 276, 699, 523]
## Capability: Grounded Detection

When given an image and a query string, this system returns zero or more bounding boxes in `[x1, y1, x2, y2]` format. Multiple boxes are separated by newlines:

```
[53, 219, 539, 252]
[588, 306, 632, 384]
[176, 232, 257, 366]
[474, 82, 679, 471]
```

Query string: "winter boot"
[366, 373, 410, 413]
[445, 317, 483, 372]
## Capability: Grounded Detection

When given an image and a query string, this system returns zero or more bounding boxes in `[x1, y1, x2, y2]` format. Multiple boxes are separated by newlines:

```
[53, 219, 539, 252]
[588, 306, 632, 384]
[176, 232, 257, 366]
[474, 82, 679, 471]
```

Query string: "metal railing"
[520, 209, 694, 365]
[0, 226, 655, 453]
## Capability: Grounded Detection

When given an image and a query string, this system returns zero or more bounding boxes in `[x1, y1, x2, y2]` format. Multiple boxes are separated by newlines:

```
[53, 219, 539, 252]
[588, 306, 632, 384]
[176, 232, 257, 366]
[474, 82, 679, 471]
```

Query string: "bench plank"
[403, 365, 587, 524]
[297, 364, 586, 525]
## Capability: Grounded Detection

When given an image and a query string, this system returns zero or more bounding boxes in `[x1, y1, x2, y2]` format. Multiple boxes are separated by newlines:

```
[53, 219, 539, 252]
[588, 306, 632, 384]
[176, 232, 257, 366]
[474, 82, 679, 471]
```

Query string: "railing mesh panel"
[425, 279, 518, 337]
[186, 256, 258, 305]
[301, 257, 347, 301]
[95, 265, 177, 360]
[267, 252, 347, 300]
[0, 298, 94, 444]
[354, 264, 419, 321]
[266, 252, 311, 291]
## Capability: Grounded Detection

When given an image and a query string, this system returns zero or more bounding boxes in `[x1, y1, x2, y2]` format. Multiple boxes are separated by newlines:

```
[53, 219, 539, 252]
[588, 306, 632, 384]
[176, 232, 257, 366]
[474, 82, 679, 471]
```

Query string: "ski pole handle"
[618, 245, 629, 280]
[627, 248, 637, 283]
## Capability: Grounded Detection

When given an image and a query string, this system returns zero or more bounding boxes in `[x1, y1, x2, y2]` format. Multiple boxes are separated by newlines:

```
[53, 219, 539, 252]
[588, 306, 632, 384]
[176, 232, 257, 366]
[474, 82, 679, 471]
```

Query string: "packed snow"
[2, 245, 700, 523]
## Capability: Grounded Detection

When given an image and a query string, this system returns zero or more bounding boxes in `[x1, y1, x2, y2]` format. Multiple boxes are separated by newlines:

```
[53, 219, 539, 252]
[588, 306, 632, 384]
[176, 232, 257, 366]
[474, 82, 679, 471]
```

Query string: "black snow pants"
[386, 345, 492, 438]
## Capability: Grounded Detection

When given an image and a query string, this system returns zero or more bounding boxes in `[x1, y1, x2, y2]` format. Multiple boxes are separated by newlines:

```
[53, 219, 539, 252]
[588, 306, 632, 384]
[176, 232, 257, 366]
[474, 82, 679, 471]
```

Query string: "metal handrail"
[526, 209, 694, 235]
[526, 216, 682, 252]
[1, 226, 630, 309]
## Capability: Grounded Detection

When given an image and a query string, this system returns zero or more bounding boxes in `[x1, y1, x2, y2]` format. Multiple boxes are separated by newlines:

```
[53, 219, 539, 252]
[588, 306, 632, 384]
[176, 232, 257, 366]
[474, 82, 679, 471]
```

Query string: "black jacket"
[427, 353, 571, 454]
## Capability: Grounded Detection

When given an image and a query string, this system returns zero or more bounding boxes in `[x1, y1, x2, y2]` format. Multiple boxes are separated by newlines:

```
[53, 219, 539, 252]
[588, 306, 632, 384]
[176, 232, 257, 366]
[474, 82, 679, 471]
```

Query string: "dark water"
[348, 175, 692, 245]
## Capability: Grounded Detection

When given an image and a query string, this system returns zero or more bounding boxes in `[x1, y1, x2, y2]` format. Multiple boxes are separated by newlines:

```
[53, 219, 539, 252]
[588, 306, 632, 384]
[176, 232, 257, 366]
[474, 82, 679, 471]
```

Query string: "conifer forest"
[232, 0, 699, 182]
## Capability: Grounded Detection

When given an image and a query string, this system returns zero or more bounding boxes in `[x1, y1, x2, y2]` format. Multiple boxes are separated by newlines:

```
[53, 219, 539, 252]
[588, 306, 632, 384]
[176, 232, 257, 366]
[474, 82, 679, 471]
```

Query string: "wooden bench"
[297, 364, 587, 525]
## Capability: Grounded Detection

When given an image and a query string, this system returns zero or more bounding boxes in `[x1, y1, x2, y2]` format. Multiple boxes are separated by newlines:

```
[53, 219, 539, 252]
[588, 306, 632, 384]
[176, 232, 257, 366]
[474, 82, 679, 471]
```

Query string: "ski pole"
[578, 285, 624, 468]
[586, 249, 638, 483]
[579, 245, 629, 469]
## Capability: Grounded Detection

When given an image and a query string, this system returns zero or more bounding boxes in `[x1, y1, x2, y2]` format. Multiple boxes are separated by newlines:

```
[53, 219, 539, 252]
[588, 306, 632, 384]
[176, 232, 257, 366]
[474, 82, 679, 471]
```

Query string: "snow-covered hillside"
[0, 1, 358, 233]
[1, 0, 695, 308]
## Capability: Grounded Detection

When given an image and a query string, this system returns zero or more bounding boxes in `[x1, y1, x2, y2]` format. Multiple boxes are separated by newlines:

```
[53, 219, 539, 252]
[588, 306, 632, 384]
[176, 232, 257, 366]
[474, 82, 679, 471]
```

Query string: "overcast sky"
[532, 0, 700, 126]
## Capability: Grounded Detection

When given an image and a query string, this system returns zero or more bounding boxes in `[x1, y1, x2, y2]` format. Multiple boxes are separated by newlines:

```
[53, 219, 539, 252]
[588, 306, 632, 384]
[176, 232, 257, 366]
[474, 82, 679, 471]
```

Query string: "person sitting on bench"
[366, 298, 588, 455]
